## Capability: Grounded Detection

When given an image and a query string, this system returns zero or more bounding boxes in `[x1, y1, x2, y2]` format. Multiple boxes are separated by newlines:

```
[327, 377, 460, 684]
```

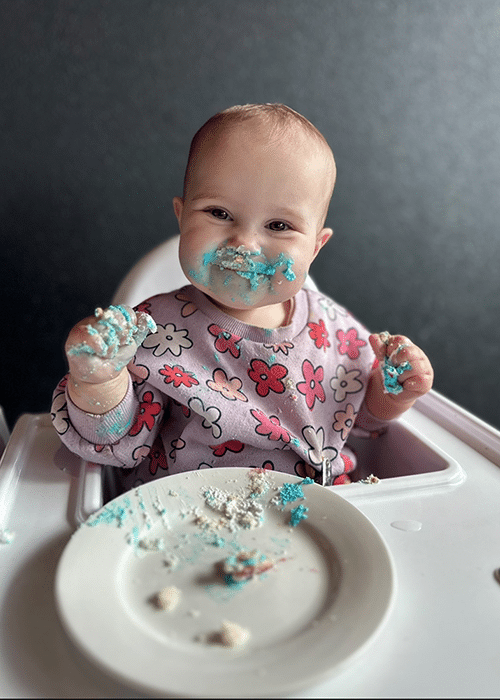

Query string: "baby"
[51, 103, 433, 489]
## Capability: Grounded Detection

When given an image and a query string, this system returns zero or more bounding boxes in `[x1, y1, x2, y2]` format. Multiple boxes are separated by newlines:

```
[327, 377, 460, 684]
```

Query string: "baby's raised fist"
[65, 304, 156, 385]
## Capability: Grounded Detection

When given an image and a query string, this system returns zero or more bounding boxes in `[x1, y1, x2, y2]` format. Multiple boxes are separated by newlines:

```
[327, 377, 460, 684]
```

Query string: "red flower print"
[159, 364, 199, 388]
[336, 328, 367, 359]
[129, 391, 162, 436]
[208, 324, 241, 358]
[251, 408, 291, 443]
[210, 440, 245, 457]
[297, 360, 325, 410]
[333, 473, 352, 485]
[134, 301, 152, 315]
[261, 461, 274, 470]
[248, 359, 287, 397]
[149, 439, 168, 476]
[308, 319, 330, 351]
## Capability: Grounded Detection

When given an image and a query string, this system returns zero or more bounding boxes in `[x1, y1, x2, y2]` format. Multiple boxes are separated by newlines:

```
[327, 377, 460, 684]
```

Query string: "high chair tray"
[0, 390, 499, 698]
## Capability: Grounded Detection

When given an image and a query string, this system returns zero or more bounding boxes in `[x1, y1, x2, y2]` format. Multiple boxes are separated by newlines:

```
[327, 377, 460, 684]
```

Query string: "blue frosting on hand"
[381, 356, 412, 394]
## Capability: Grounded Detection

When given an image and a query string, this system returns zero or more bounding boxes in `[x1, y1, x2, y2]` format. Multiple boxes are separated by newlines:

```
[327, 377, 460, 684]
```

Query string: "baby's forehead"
[202, 119, 334, 174]
[186, 116, 336, 206]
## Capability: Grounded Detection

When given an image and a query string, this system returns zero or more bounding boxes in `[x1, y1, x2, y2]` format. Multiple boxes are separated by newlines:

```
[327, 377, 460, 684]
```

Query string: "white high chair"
[1, 236, 500, 697]
[0, 407, 9, 457]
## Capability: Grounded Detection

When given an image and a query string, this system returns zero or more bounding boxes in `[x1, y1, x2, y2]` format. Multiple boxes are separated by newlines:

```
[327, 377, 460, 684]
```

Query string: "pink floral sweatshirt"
[51, 285, 388, 488]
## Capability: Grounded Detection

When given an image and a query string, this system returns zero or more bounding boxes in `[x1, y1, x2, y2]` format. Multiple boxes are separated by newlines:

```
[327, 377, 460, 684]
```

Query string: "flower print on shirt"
[51, 389, 69, 435]
[333, 404, 357, 441]
[296, 359, 325, 410]
[148, 437, 168, 475]
[134, 301, 152, 315]
[208, 324, 241, 358]
[336, 328, 367, 360]
[188, 397, 222, 438]
[248, 359, 287, 397]
[318, 296, 348, 321]
[330, 365, 363, 402]
[142, 323, 192, 357]
[169, 437, 186, 460]
[132, 444, 151, 464]
[128, 361, 150, 387]
[210, 440, 245, 457]
[206, 368, 248, 402]
[159, 364, 199, 388]
[129, 391, 162, 436]
[175, 290, 198, 317]
[308, 319, 330, 351]
[294, 460, 322, 483]
[263, 340, 294, 355]
[302, 425, 338, 467]
[250, 408, 291, 443]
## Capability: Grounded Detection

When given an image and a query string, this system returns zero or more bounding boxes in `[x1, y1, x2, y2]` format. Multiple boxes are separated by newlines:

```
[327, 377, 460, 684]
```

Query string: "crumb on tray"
[152, 585, 181, 611]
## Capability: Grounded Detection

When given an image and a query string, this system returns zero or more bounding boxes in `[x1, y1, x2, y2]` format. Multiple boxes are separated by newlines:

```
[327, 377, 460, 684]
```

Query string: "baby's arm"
[65, 304, 156, 414]
[364, 333, 434, 422]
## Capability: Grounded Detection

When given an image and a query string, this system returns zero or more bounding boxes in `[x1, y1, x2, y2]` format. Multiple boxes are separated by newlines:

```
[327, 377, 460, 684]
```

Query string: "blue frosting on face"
[191, 246, 296, 291]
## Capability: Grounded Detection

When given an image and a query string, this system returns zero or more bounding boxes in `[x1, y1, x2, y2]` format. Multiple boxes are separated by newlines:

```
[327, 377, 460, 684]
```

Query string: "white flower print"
[51, 391, 69, 434]
[301, 425, 338, 467]
[188, 397, 222, 439]
[333, 404, 357, 441]
[175, 291, 198, 317]
[142, 323, 193, 357]
[318, 296, 348, 321]
[330, 364, 363, 402]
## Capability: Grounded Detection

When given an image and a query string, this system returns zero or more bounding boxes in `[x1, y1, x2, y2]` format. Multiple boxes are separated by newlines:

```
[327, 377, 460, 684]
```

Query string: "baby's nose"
[225, 226, 261, 253]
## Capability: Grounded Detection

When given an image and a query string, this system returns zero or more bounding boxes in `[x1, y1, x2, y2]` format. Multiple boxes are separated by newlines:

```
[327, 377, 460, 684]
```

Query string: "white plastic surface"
[0, 406, 9, 456]
[1, 399, 500, 697]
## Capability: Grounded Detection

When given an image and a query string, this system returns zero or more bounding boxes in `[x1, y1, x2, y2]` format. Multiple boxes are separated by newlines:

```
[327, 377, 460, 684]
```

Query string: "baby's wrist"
[67, 370, 129, 414]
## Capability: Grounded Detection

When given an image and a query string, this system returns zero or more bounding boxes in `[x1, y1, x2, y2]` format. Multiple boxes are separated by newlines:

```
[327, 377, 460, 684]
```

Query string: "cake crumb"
[360, 473, 380, 484]
[153, 585, 181, 611]
[221, 550, 274, 585]
[210, 620, 251, 648]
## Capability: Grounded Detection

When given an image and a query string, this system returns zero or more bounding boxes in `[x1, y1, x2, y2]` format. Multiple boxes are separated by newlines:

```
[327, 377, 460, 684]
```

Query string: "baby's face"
[174, 124, 334, 326]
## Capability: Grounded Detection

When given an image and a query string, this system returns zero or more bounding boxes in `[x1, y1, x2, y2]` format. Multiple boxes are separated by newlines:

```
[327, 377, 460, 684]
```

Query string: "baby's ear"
[314, 227, 333, 256]
[173, 197, 184, 224]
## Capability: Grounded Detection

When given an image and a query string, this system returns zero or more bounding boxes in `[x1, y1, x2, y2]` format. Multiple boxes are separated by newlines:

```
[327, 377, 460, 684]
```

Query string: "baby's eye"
[267, 221, 290, 232]
[207, 208, 230, 220]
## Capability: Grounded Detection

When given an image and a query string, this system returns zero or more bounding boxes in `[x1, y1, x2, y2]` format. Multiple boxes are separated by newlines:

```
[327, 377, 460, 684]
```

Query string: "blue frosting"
[381, 356, 412, 394]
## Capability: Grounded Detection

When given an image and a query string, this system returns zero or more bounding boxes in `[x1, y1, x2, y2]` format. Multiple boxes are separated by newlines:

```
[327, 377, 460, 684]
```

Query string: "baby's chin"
[197, 269, 292, 309]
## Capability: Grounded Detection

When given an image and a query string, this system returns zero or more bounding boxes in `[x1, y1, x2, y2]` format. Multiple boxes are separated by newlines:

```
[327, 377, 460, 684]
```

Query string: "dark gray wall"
[1, 0, 499, 431]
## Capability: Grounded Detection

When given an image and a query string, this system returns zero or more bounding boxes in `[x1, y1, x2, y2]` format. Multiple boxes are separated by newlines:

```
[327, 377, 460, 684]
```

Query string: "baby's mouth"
[212, 246, 258, 273]
[205, 245, 296, 291]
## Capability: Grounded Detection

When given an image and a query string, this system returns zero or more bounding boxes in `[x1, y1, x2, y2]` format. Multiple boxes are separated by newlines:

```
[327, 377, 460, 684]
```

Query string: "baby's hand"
[65, 304, 156, 385]
[369, 332, 434, 404]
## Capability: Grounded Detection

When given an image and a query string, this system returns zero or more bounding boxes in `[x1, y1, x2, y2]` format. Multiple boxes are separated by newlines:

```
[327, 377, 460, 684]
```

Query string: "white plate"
[55, 468, 396, 697]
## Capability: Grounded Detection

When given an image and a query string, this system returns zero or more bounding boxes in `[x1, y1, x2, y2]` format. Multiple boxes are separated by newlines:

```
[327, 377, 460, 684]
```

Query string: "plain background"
[1, 0, 499, 432]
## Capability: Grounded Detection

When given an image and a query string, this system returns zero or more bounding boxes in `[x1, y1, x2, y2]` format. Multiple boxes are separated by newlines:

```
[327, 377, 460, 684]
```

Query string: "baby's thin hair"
[183, 103, 333, 197]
